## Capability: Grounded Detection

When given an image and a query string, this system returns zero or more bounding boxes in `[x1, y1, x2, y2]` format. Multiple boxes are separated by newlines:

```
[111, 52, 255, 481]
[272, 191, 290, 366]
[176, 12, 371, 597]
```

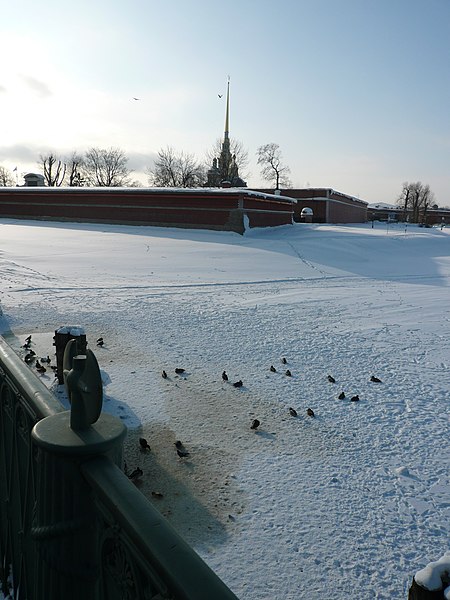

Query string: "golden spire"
[224, 77, 230, 139]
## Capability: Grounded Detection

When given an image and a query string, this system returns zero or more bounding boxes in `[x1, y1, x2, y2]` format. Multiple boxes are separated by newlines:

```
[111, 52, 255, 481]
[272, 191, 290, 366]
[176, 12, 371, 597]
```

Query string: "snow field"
[0, 219, 449, 599]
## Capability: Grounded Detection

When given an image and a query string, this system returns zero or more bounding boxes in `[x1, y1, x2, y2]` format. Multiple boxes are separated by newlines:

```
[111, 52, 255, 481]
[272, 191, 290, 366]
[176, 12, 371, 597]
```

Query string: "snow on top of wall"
[0, 186, 296, 203]
[56, 326, 85, 335]
[368, 203, 398, 209]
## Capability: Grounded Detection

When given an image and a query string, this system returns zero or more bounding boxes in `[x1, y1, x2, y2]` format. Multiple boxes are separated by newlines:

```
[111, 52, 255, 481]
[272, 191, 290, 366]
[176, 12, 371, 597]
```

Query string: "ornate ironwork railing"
[0, 335, 238, 600]
[0, 336, 64, 599]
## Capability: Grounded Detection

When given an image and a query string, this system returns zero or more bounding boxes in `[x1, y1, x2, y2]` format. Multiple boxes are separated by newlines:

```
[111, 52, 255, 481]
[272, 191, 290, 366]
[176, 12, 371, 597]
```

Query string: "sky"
[1, 0, 450, 204]
[0, 219, 449, 598]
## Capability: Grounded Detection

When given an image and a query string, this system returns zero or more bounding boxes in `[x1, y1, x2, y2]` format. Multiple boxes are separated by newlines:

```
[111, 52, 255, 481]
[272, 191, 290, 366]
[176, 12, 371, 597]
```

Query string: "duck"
[128, 467, 143, 481]
[139, 437, 151, 451]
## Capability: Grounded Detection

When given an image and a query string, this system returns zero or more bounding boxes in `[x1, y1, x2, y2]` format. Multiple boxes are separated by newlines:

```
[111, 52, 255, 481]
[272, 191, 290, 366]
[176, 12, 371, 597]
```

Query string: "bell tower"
[205, 78, 246, 188]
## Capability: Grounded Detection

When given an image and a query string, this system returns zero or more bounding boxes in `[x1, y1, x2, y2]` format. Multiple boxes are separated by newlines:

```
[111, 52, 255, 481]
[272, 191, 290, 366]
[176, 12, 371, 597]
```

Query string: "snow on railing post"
[408, 552, 450, 599]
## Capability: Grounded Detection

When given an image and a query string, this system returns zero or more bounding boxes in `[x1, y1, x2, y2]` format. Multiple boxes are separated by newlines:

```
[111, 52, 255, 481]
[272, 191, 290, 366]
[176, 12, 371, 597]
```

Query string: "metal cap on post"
[31, 340, 126, 600]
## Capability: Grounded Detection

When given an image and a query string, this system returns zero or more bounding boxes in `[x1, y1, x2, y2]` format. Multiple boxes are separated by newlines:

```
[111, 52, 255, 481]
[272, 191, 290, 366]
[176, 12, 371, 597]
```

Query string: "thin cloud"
[126, 150, 158, 172]
[20, 75, 52, 98]
[0, 144, 41, 163]
[0, 85, 7, 94]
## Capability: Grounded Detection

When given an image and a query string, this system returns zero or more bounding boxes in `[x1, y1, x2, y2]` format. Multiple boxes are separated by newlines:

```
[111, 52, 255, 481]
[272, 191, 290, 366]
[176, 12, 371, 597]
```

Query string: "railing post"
[30, 342, 126, 600]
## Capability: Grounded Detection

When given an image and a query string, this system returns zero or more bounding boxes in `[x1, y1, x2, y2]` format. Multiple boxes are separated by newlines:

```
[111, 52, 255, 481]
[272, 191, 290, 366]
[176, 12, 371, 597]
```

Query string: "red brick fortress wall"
[253, 188, 368, 224]
[0, 188, 294, 234]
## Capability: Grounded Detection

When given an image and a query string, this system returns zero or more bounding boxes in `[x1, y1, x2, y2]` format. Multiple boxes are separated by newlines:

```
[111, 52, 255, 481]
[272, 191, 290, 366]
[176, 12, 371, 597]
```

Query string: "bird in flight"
[133, 97, 141, 101]
[218, 94, 223, 98]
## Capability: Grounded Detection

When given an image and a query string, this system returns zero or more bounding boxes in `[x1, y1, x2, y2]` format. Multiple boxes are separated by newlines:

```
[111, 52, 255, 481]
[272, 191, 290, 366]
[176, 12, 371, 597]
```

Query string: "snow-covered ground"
[0, 218, 449, 599]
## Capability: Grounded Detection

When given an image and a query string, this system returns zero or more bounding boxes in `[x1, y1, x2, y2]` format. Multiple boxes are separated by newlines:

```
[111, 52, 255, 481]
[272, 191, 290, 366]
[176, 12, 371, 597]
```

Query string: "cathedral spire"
[205, 76, 246, 188]
[224, 77, 230, 140]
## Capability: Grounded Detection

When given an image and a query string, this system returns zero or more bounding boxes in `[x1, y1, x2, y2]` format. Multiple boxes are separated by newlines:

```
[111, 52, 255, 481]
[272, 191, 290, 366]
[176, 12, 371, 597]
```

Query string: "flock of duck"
[125, 359, 383, 485]
[159, 358, 383, 432]
[19, 335, 383, 486]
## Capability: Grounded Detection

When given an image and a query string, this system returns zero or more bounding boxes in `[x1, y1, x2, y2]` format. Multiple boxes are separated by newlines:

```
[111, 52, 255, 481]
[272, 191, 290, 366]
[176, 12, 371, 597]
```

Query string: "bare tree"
[205, 138, 250, 181]
[83, 147, 133, 187]
[38, 153, 66, 186]
[0, 166, 15, 186]
[148, 147, 205, 188]
[397, 181, 411, 221]
[256, 143, 291, 190]
[396, 181, 435, 223]
[65, 152, 85, 187]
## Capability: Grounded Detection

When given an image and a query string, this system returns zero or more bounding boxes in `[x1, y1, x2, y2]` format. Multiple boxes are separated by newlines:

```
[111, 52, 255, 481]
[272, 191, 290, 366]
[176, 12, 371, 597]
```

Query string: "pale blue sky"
[1, 0, 449, 204]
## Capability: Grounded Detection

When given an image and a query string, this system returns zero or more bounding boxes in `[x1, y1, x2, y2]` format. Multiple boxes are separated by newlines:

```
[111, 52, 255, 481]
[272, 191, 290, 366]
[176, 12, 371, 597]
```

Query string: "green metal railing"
[0, 335, 238, 600]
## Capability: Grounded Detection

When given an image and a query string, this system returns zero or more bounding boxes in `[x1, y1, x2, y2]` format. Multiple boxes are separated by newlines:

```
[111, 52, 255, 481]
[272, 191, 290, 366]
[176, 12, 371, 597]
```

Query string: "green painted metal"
[0, 335, 239, 599]
[0, 336, 65, 598]
[82, 457, 239, 600]
[0, 336, 64, 421]
[63, 340, 103, 430]
[31, 415, 126, 599]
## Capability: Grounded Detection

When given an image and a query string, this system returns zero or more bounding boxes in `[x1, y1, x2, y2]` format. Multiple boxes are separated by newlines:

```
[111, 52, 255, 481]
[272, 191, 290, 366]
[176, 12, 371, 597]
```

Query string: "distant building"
[205, 80, 246, 188]
[368, 203, 450, 225]
[23, 173, 45, 187]
[253, 188, 368, 223]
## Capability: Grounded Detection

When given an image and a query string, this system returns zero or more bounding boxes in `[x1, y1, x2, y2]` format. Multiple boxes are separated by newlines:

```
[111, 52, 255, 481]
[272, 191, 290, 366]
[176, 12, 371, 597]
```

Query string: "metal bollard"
[408, 578, 446, 599]
[31, 342, 126, 600]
